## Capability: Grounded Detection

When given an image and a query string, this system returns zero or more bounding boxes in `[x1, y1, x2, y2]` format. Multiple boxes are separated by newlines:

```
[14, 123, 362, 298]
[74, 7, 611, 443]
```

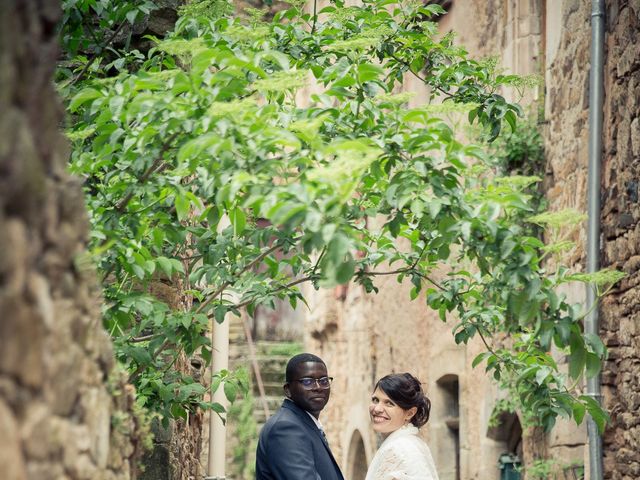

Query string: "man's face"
[284, 361, 331, 418]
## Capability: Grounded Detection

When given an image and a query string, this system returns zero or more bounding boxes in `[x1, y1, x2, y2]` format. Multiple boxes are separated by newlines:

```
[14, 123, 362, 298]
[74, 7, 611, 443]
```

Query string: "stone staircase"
[225, 316, 302, 478]
[227, 316, 300, 425]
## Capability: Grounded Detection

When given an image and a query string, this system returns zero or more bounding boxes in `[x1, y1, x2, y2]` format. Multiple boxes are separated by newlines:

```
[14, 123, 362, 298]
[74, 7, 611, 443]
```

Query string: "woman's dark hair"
[374, 373, 431, 427]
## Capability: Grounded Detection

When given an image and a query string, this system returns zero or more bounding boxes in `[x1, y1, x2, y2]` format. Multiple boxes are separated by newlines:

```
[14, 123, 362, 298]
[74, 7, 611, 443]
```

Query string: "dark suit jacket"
[255, 399, 344, 480]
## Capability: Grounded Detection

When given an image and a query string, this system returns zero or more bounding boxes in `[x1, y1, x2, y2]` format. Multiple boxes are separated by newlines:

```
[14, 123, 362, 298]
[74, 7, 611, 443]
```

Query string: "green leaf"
[224, 381, 237, 402]
[568, 330, 586, 380]
[170, 258, 184, 274]
[211, 376, 222, 394]
[472, 352, 489, 368]
[171, 403, 188, 420]
[572, 401, 586, 425]
[504, 109, 517, 133]
[580, 395, 609, 434]
[229, 207, 246, 235]
[69, 88, 102, 112]
[535, 366, 551, 385]
[335, 258, 355, 285]
[585, 352, 602, 378]
[126, 346, 153, 366]
[126, 9, 138, 24]
[157, 256, 173, 277]
[214, 305, 227, 324]
[175, 194, 190, 222]
[177, 133, 219, 164]
[584, 333, 606, 357]
[131, 264, 145, 279]
[357, 63, 384, 83]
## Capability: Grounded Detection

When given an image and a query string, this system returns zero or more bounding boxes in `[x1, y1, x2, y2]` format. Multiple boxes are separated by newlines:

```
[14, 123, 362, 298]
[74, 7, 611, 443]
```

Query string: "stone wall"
[0, 1, 147, 478]
[541, 0, 593, 476]
[544, 1, 640, 479]
[598, 2, 640, 479]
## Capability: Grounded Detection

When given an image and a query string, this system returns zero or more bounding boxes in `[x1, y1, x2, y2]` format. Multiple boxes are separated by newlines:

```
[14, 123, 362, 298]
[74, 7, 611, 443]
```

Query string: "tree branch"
[195, 241, 288, 315]
[130, 333, 157, 343]
[70, 20, 129, 87]
[311, 0, 318, 33]
[387, 51, 455, 99]
[233, 275, 316, 311]
[128, 338, 171, 383]
[115, 132, 179, 213]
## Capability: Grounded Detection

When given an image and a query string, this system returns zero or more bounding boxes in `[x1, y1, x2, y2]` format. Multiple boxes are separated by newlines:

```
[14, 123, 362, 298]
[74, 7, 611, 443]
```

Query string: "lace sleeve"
[371, 445, 410, 480]
[368, 438, 439, 480]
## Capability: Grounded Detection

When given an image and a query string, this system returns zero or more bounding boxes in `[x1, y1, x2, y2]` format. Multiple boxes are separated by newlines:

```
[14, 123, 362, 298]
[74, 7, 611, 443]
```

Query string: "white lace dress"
[365, 425, 439, 480]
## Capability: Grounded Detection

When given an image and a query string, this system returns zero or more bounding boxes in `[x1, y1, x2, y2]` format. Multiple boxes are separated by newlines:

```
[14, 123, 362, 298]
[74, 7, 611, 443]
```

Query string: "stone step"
[253, 396, 284, 425]
[221, 341, 297, 432]
[227, 355, 286, 370]
[253, 387, 283, 399]
[252, 341, 303, 357]
[228, 355, 287, 372]
[230, 338, 301, 352]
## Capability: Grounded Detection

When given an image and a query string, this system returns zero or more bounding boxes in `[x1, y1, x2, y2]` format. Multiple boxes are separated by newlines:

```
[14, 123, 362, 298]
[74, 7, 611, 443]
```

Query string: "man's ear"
[283, 383, 291, 398]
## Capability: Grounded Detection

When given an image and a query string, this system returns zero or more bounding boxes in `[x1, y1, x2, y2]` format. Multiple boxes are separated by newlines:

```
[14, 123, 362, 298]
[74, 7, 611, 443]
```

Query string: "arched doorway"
[434, 374, 460, 480]
[346, 430, 368, 480]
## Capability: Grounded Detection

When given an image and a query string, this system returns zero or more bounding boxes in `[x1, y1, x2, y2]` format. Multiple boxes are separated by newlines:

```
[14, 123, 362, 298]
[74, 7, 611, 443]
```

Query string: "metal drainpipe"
[586, 1, 605, 479]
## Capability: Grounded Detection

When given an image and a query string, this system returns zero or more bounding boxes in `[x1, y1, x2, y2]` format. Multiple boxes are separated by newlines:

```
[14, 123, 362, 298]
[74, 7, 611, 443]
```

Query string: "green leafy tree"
[58, 0, 621, 431]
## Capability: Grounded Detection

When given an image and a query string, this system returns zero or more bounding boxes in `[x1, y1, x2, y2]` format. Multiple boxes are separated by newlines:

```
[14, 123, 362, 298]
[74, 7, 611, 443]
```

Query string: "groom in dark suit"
[255, 353, 344, 480]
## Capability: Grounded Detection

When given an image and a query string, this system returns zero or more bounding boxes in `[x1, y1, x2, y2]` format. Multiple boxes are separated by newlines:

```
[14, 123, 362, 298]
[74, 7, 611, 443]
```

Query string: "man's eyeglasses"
[295, 376, 333, 390]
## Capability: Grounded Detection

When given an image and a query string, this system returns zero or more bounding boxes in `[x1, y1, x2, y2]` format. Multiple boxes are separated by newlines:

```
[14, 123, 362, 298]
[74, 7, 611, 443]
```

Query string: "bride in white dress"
[365, 373, 439, 480]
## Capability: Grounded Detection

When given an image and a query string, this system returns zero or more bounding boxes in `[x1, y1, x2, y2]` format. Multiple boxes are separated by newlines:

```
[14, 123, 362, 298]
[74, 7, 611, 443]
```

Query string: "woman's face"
[369, 387, 416, 435]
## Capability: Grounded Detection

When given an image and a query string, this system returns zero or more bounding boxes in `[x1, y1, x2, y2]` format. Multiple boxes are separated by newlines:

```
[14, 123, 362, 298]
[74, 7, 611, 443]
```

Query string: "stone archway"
[346, 429, 368, 480]
[431, 373, 461, 480]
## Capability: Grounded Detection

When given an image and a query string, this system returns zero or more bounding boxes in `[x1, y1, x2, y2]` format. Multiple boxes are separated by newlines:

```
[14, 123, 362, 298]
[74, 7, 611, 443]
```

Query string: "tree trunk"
[0, 1, 147, 478]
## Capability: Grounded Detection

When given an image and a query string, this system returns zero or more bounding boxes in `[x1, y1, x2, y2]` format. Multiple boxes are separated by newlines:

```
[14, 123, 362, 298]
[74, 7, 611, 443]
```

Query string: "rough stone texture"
[0, 1, 147, 478]
[598, 2, 640, 478]
[164, 354, 206, 480]
[546, 1, 640, 478]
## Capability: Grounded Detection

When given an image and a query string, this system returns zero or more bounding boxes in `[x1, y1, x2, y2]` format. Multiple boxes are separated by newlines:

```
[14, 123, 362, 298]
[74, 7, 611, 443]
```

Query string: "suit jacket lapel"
[281, 400, 341, 464]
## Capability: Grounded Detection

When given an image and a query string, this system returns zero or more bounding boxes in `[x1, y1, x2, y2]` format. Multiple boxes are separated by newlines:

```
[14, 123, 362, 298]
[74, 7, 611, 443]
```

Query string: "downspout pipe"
[586, 1, 605, 479]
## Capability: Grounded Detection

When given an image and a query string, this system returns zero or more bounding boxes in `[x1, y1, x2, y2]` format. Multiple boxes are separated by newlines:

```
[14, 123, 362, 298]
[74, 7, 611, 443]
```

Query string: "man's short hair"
[285, 353, 326, 382]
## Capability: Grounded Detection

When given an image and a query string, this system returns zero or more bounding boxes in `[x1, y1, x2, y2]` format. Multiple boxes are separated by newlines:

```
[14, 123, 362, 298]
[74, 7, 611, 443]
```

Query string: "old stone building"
[302, 1, 640, 480]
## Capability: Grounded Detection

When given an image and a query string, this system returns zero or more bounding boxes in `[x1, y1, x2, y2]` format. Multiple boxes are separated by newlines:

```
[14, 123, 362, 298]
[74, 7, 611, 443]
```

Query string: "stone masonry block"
[518, 15, 540, 37]
[21, 404, 60, 461]
[0, 296, 45, 389]
[516, 36, 539, 75]
[549, 416, 587, 448]
[631, 117, 640, 157]
[80, 387, 112, 469]
[0, 399, 27, 480]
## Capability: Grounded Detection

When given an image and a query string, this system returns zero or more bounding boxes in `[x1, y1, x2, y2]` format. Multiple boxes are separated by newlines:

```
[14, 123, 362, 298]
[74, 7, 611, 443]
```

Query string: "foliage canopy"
[58, 0, 621, 432]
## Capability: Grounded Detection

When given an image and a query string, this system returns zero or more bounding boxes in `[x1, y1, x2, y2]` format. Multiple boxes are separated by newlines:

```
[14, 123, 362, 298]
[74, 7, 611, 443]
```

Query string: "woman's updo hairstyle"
[374, 373, 431, 427]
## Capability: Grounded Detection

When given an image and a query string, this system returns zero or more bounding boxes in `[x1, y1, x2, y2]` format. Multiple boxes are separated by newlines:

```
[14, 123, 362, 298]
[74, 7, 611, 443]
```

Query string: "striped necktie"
[319, 428, 329, 447]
